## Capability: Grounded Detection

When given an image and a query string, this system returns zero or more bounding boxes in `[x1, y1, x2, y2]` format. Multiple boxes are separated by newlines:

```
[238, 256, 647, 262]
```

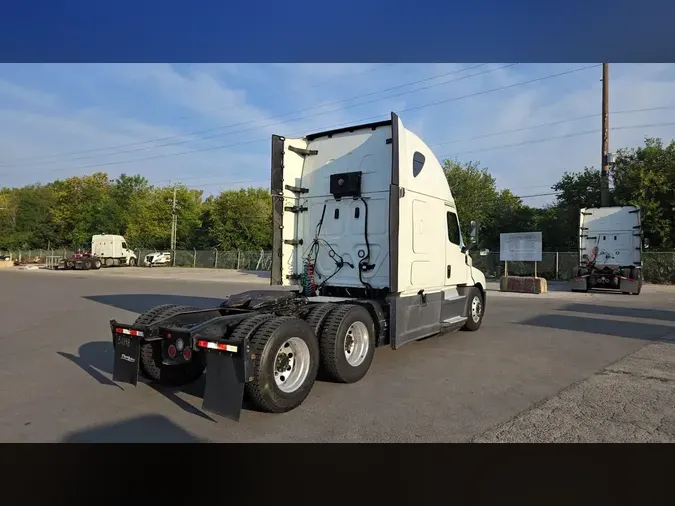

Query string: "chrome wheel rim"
[273, 337, 311, 393]
[344, 321, 369, 367]
[471, 295, 482, 323]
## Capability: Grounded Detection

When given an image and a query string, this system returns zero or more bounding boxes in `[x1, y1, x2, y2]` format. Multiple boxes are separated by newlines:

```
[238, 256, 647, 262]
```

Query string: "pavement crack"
[603, 368, 675, 383]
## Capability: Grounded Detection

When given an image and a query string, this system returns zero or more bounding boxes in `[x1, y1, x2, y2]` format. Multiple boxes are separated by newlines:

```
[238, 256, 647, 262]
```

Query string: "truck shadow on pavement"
[61, 414, 207, 443]
[84, 293, 226, 314]
[57, 340, 265, 422]
[559, 303, 675, 323]
[519, 313, 675, 342]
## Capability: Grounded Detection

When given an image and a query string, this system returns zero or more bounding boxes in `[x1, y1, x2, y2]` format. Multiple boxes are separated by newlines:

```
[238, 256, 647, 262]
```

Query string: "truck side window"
[122, 242, 128, 249]
[412, 151, 425, 177]
[446, 211, 461, 246]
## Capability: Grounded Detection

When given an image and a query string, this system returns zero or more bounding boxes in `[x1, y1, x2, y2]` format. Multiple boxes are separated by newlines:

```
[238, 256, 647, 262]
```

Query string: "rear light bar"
[115, 328, 144, 337]
[197, 339, 238, 353]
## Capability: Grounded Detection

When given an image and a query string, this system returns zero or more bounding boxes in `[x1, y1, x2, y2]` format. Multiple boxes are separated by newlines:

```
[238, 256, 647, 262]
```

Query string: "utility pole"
[600, 62, 610, 207]
[170, 185, 177, 250]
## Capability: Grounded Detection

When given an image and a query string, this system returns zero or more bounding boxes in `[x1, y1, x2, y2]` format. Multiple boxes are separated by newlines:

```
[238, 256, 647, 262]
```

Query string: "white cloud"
[0, 78, 60, 110]
[0, 62, 673, 208]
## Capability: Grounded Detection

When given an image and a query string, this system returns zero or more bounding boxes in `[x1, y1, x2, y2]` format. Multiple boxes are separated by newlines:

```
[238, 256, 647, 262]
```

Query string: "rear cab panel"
[270, 112, 486, 349]
[272, 120, 392, 289]
[579, 206, 642, 269]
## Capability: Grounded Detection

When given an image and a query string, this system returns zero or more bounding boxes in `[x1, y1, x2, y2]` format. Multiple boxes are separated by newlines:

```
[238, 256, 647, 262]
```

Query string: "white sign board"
[500, 232, 542, 262]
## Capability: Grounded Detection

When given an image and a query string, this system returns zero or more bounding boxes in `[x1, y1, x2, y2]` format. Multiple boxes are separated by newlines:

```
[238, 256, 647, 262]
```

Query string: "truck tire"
[82, 258, 92, 270]
[303, 303, 337, 336]
[136, 305, 206, 386]
[245, 316, 319, 413]
[319, 304, 376, 384]
[129, 258, 136, 267]
[461, 287, 484, 331]
[624, 267, 642, 295]
[92, 259, 102, 270]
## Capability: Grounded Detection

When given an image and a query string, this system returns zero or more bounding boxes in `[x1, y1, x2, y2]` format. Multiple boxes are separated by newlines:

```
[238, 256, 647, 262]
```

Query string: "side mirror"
[643, 237, 650, 249]
[469, 220, 478, 245]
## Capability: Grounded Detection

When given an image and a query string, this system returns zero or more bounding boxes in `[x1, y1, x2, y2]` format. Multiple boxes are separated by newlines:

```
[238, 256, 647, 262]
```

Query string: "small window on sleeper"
[412, 151, 425, 177]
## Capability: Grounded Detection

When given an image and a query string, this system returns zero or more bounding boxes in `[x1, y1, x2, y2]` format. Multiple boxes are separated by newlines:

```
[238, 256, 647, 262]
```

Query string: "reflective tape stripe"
[115, 328, 144, 337]
[196, 339, 238, 353]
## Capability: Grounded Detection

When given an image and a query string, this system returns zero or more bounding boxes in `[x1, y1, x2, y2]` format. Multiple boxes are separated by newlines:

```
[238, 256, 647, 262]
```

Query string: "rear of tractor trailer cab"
[569, 205, 644, 294]
[109, 112, 487, 421]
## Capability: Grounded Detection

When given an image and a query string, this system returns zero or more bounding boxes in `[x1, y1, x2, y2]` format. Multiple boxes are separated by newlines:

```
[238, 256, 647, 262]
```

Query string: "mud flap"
[112, 334, 141, 386]
[568, 276, 588, 291]
[202, 351, 246, 422]
[620, 277, 641, 294]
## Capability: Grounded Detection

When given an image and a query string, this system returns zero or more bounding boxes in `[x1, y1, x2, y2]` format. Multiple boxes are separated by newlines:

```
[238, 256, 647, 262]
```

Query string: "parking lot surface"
[1, 268, 674, 442]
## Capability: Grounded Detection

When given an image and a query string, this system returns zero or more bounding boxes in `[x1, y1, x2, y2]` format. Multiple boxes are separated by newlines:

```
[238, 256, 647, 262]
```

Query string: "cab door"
[445, 207, 466, 286]
[442, 206, 468, 322]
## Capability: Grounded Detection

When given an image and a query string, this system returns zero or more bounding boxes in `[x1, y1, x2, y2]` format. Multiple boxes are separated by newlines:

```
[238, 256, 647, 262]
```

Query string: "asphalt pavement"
[1, 267, 673, 442]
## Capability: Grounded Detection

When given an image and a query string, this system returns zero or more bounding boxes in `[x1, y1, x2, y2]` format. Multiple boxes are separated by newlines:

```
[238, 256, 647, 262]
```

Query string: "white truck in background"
[92, 234, 137, 267]
[569, 205, 647, 295]
[59, 234, 137, 270]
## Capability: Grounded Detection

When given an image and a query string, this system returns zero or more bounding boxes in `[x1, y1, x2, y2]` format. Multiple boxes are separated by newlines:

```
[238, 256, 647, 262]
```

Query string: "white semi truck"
[59, 234, 137, 270]
[91, 234, 138, 267]
[109, 112, 488, 421]
[569, 205, 646, 295]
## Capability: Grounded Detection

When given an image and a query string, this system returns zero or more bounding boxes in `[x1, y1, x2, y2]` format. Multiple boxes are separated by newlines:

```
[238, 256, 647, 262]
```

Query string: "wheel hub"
[471, 296, 482, 323]
[273, 337, 311, 393]
[343, 322, 369, 367]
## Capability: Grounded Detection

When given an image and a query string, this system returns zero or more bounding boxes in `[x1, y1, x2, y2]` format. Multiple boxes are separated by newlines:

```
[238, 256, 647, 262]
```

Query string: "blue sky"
[0, 63, 674, 207]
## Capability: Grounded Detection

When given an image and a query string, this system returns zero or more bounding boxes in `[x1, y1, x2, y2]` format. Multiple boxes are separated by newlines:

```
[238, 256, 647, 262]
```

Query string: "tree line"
[1, 137, 673, 252]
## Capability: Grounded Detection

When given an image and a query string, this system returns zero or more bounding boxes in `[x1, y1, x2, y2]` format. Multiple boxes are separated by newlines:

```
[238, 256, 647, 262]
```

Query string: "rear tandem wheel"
[319, 304, 376, 384]
[122, 304, 207, 386]
[244, 316, 320, 414]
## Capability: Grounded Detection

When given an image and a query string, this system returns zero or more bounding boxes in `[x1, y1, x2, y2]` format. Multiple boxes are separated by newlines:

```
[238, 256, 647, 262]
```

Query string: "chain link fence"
[2, 248, 675, 284]
[0, 248, 273, 272]
[471, 251, 675, 283]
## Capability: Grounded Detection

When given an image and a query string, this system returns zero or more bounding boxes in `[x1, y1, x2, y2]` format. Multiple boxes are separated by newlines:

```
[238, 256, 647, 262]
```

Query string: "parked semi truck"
[109, 112, 488, 421]
[569, 205, 646, 295]
[59, 234, 137, 270]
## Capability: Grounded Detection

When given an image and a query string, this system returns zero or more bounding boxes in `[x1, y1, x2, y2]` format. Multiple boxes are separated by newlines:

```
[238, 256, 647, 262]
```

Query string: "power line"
[174, 64, 402, 120]
[0, 64, 597, 178]
[77, 104, 675, 190]
[428, 105, 675, 148]
[440, 121, 675, 158]
[0, 63, 495, 168]
[516, 191, 560, 199]
[397, 64, 600, 115]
